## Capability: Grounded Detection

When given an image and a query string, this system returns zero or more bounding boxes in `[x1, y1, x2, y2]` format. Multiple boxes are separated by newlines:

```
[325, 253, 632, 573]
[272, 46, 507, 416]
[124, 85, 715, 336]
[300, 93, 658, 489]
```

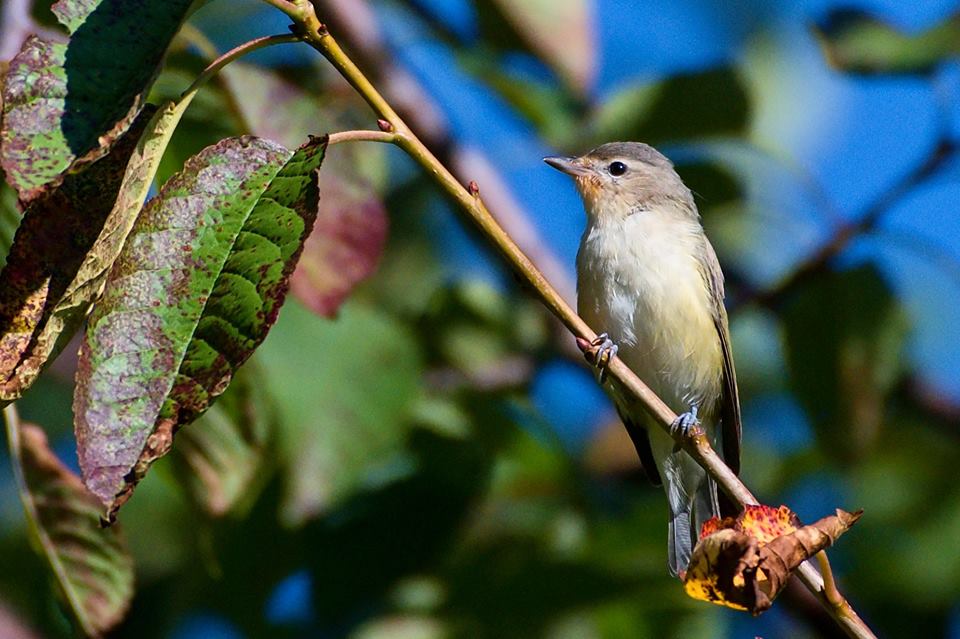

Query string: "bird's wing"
[698, 237, 742, 475]
[615, 404, 662, 485]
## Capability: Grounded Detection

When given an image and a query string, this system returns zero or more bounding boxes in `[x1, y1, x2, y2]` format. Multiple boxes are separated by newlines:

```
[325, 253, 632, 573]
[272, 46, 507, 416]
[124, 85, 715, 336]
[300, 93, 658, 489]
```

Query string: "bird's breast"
[576, 213, 723, 414]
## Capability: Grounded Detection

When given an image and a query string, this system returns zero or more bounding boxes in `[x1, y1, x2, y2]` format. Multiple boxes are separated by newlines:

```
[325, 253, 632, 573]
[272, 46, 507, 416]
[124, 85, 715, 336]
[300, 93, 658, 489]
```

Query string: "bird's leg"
[576, 332, 618, 383]
[670, 403, 702, 442]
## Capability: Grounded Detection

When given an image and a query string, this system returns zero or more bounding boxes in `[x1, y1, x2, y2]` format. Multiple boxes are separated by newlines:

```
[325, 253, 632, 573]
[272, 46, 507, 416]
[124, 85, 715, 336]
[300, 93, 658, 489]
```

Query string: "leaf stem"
[271, 6, 877, 638]
[179, 33, 300, 102]
[327, 130, 397, 145]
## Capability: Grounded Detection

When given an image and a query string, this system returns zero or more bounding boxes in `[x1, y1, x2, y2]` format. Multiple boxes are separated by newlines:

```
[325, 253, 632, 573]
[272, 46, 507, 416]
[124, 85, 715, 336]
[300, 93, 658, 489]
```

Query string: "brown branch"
[263, 2, 877, 636]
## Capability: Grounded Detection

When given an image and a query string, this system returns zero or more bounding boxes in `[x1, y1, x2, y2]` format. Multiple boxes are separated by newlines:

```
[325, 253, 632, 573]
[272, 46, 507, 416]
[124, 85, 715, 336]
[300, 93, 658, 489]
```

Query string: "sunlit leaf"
[74, 135, 326, 519]
[168, 362, 276, 517]
[684, 505, 861, 614]
[0, 0, 193, 200]
[0, 107, 152, 402]
[4, 408, 134, 637]
[814, 9, 960, 75]
[0, 93, 198, 403]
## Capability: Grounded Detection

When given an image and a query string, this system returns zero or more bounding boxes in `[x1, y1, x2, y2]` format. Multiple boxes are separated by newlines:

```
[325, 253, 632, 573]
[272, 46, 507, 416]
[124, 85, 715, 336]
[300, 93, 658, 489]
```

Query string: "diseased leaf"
[0, 107, 153, 402]
[4, 408, 134, 637]
[814, 10, 960, 75]
[0, 0, 193, 200]
[0, 96, 196, 403]
[485, 0, 595, 94]
[220, 63, 389, 317]
[683, 504, 862, 614]
[75, 135, 326, 519]
[168, 362, 275, 517]
[0, 179, 21, 270]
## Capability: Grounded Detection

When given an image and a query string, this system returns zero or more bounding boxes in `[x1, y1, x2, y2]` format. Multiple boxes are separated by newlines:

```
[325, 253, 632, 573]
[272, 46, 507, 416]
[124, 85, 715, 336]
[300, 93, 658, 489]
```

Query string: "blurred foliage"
[814, 9, 960, 75]
[1, 1, 960, 638]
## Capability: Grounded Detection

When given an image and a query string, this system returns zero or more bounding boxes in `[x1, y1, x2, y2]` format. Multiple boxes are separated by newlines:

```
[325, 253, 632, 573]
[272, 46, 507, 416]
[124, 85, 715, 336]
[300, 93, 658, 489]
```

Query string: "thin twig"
[179, 33, 300, 102]
[817, 551, 844, 607]
[327, 129, 397, 145]
[266, 3, 878, 637]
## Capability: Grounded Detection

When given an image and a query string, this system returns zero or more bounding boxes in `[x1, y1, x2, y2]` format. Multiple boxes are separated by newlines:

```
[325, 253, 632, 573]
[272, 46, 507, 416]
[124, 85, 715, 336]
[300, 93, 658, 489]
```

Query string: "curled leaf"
[0, 0, 193, 200]
[4, 408, 134, 637]
[74, 135, 326, 519]
[683, 504, 862, 614]
[0, 106, 155, 402]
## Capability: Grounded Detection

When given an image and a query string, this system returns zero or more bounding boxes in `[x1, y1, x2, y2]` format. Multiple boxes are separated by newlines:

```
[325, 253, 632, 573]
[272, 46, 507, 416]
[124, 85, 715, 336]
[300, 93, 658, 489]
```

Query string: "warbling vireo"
[545, 142, 741, 577]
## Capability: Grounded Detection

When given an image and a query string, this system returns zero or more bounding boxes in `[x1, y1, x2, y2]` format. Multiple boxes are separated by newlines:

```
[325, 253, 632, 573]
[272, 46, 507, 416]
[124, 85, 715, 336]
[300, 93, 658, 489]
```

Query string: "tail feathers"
[665, 453, 719, 578]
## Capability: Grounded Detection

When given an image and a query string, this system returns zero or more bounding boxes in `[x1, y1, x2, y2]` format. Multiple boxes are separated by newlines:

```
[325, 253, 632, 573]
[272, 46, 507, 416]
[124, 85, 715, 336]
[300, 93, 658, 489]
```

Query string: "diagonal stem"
[263, 2, 877, 637]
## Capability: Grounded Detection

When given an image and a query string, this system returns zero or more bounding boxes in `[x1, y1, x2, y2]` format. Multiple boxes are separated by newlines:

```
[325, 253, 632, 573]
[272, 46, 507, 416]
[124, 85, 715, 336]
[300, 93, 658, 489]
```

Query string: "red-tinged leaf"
[0, 0, 193, 201]
[74, 135, 326, 519]
[487, 0, 596, 94]
[4, 408, 134, 637]
[684, 504, 862, 614]
[221, 62, 319, 150]
[290, 171, 387, 317]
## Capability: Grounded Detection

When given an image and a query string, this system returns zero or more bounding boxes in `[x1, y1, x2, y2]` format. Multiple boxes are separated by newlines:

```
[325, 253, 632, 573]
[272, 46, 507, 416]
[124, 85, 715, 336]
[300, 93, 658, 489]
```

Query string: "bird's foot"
[576, 333, 618, 383]
[670, 404, 702, 441]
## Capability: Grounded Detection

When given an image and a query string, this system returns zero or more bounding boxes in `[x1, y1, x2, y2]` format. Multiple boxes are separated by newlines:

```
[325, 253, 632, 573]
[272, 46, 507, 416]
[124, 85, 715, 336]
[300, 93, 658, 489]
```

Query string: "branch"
[179, 33, 300, 102]
[310, 0, 579, 312]
[326, 129, 397, 145]
[268, 3, 877, 637]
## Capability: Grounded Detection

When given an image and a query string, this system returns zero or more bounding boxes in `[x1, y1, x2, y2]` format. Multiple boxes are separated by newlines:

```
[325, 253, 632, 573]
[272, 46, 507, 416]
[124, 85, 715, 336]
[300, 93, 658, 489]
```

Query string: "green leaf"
[4, 408, 134, 637]
[0, 0, 193, 200]
[167, 361, 275, 517]
[588, 68, 749, 145]
[256, 300, 421, 526]
[0, 178, 21, 271]
[0, 106, 152, 402]
[74, 135, 326, 518]
[813, 10, 960, 75]
[782, 265, 909, 458]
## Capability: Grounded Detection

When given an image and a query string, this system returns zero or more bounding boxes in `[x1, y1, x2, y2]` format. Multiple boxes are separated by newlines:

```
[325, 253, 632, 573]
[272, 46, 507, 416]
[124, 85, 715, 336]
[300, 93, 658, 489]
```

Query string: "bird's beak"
[544, 155, 590, 177]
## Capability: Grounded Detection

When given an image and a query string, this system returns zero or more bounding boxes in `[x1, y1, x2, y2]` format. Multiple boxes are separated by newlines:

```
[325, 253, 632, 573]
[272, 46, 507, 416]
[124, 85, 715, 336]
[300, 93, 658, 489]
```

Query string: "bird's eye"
[608, 161, 627, 176]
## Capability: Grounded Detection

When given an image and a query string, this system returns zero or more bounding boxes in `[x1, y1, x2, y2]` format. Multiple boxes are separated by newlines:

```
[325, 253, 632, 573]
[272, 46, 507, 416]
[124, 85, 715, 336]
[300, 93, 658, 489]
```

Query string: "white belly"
[576, 213, 723, 418]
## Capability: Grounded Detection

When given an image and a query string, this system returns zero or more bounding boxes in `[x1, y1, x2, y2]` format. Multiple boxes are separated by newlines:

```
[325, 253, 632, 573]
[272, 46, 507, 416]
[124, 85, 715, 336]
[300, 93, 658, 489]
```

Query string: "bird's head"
[544, 142, 695, 221]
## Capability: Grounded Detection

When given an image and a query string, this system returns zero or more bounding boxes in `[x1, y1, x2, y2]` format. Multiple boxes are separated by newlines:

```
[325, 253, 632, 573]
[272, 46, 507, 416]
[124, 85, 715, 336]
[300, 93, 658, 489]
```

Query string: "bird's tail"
[664, 450, 719, 578]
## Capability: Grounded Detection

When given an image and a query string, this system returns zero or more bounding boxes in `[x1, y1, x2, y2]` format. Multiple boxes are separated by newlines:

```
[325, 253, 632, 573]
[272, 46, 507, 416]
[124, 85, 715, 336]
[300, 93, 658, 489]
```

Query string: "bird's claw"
[670, 404, 701, 440]
[577, 333, 618, 383]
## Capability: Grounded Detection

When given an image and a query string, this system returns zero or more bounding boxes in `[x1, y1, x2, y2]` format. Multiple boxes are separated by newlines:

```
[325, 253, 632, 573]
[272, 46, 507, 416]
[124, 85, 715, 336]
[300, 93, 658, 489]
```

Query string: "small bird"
[545, 142, 741, 577]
